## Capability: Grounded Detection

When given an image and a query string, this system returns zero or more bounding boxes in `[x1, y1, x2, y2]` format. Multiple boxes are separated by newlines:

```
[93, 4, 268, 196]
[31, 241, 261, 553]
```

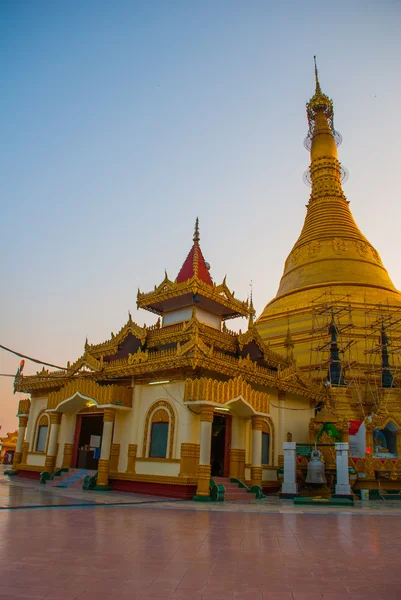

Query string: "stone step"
[213, 477, 258, 502]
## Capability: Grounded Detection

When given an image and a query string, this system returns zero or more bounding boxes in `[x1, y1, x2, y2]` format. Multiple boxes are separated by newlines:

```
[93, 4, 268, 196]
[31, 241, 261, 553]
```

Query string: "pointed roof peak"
[313, 55, 321, 93]
[306, 56, 334, 136]
[176, 219, 213, 285]
[193, 217, 200, 244]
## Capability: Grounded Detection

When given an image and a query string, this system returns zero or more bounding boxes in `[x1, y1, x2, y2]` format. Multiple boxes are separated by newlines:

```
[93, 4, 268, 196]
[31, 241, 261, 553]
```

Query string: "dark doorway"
[75, 414, 104, 470]
[211, 414, 231, 477]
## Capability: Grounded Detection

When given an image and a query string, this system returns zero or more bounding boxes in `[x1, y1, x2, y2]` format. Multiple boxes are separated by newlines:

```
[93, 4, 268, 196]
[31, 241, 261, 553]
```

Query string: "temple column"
[45, 412, 62, 474]
[335, 442, 352, 496]
[126, 444, 137, 474]
[341, 423, 349, 444]
[11, 416, 28, 472]
[396, 432, 401, 457]
[366, 428, 374, 454]
[280, 441, 299, 498]
[229, 416, 245, 479]
[195, 407, 214, 498]
[251, 416, 263, 488]
[62, 417, 76, 469]
[96, 408, 116, 489]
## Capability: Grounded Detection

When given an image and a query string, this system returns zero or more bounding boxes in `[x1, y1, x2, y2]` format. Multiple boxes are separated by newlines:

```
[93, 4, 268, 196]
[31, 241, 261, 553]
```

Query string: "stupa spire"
[261, 59, 396, 302]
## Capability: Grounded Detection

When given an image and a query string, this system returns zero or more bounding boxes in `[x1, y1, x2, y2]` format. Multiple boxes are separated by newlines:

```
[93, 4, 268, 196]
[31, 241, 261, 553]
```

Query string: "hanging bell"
[305, 449, 326, 484]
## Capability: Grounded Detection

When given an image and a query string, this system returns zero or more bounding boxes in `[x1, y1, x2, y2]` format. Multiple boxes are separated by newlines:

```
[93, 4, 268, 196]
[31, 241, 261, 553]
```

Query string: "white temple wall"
[26, 397, 47, 449]
[55, 414, 76, 468]
[135, 461, 180, 477]
[26, 453, 46, 467]
[135, 381, 186, 459]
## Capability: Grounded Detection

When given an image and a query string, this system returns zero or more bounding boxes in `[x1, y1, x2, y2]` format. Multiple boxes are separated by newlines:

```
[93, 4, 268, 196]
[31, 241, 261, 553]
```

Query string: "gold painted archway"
[184, 375, 270, 415]
[47, 379, 132, 411]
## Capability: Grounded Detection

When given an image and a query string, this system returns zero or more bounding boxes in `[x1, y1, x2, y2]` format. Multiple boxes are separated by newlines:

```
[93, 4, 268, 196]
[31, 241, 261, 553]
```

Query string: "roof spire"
[313, 55, 320, 92]
[193, 217, 200, 244]
[248, 281, 256, 328]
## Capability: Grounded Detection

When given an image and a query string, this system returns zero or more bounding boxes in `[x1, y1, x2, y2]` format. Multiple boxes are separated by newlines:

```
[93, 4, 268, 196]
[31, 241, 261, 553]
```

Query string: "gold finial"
[193, 217, 200, 244]
[248, 281, 256, 328]
[313, 55, 321, 91]
[306, 57, 335, 138]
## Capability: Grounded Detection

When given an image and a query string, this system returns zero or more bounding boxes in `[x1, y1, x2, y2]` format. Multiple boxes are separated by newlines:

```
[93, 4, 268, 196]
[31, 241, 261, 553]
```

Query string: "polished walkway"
[1, 503, 400, 599]
[1, 468, 400, 599]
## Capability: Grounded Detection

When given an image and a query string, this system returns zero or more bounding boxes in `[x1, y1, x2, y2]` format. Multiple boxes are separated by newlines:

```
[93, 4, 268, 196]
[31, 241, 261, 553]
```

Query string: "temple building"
[12, 219, 324, 499]
[12, 62, 401, 498]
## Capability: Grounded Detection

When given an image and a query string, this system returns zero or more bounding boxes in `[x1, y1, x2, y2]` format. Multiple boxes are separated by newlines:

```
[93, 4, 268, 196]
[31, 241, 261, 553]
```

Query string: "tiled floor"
[1, 502, 401, 599]
[1, 468, 401, 599]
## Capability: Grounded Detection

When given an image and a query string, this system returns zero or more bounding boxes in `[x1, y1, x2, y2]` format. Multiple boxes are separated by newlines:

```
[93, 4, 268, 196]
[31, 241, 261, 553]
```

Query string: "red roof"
[176, 219, 213, 286]
[176, 244, 213, 285]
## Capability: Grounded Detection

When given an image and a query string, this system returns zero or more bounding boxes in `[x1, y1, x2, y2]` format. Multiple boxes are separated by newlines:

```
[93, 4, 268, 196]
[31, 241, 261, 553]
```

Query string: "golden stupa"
[257, 59, 401, 385]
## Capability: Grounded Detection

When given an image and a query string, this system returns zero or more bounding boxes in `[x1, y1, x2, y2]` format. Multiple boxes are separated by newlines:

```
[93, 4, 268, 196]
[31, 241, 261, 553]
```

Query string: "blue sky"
[1, 0, 400, 432]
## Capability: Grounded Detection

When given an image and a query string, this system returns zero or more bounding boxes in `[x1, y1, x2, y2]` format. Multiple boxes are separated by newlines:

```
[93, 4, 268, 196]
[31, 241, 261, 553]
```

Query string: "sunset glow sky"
[1, 0, 400, 433]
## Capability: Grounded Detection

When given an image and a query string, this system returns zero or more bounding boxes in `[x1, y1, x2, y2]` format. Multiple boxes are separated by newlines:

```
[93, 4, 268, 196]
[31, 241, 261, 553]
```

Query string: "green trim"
[294, 496, 354, 506]
[230, 478, 265, 499]
[192, 495, 213, 502]
[230, 477, 247, 489]
[5, 470, 18, 476]
[248, 485, 265, 499]
[53, 468, 68, 478]
[210, 478, 225, 501]
[39, 471, 51, 485]
[83, 472, 98, 490]
[94, 485, 111, 491]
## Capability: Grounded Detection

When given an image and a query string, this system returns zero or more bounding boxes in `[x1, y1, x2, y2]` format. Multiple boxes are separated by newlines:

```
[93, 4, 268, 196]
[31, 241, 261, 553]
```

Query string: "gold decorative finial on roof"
[306, 56, 334, 137]
[314, 55, 320, 91]
[193, 217, 200, 244]
[248, 281, 256, 328]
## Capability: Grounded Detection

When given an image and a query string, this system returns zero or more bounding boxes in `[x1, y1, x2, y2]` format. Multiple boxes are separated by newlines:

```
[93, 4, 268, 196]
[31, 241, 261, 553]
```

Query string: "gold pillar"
[251, 416, 264, 488]
[12, 415, 28, 471]
[21, 441, 29, 465]
[366, 429, 374, 453]
[196, 406, 214, 497]
[179, 443, 200, 477]
[110, 443, 120, 472]
[62, 443, 73, 469]
[45, 412, 62, 474]
[229, 448, 245, 479]
[396, 432, 401, 457]
[341, 422, 349, 444]
[126, 444, 137, 474]
[96, 408, 116, 488]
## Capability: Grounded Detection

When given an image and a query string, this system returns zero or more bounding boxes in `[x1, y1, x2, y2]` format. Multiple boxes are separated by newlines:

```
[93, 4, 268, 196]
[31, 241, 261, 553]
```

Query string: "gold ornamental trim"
[17, 398, 30, 416]
[103, 407, 116, 423]
[18, 416, 28, 428]
[252, 416, 265, 431]
[49, 412, 62, 425]
[200, 407, 214, 422]
[47, 379, 132, 410]
[184, 375, 270, 414]
[137, 274, 250, 320]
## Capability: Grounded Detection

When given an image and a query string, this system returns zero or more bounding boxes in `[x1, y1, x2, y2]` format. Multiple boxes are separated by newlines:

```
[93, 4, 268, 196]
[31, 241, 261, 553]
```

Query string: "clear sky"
[1, 0, 400, 434]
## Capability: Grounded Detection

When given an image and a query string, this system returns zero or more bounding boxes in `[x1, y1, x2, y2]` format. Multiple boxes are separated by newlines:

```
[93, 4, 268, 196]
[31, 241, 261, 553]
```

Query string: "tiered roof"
[137, 219, 250, 320]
